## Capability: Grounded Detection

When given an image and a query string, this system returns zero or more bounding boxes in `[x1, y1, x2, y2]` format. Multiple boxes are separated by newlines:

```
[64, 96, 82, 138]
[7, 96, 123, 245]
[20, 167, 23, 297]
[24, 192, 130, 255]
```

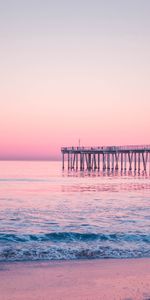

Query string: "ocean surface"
[0, 161, 150, 262]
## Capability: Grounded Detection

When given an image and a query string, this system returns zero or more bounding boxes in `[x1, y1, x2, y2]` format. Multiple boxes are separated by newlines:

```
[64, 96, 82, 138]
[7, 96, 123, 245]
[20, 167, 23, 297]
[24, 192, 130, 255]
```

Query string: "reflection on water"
[0, 161, 150, 261]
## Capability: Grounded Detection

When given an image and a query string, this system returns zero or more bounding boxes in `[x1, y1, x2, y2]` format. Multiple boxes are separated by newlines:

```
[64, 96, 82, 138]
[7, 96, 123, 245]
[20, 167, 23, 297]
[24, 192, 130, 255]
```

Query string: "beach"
[0, 258, 150, 300]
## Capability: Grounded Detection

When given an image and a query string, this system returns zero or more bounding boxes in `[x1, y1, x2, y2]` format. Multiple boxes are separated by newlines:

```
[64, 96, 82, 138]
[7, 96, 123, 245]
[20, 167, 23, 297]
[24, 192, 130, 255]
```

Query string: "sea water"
[0, 161, 150, 261]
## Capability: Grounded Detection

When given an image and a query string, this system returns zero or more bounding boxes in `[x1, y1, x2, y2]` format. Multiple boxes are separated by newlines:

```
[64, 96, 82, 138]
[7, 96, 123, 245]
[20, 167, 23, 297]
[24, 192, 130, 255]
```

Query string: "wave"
[0, 244, 150, 262]
[0, 232, 149, 261]
[0, 232, 150, 243]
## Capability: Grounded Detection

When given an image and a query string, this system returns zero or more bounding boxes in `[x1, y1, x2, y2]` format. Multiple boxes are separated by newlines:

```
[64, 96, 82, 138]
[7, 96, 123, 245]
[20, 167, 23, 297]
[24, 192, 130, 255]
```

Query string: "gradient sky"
[0, 0, 150, 160]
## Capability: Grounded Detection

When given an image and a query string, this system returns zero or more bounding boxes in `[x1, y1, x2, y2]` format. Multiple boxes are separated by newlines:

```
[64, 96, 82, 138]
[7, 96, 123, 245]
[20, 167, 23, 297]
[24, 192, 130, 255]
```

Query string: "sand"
[0, 258, 150, 300]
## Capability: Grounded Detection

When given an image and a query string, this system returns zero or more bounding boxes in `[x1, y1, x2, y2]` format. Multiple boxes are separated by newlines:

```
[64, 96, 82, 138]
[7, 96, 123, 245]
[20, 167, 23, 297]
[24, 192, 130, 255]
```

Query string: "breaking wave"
[0, 232, 150, 262]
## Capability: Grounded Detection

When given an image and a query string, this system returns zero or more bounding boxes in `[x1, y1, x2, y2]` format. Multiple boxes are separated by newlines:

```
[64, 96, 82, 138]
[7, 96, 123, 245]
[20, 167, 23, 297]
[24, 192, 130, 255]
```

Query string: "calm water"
[0, 161, 150, 261]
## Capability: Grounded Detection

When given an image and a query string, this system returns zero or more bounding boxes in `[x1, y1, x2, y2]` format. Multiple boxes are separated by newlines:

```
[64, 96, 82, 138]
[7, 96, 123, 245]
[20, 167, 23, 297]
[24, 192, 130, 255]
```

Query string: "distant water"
[0, 161, 150, 262]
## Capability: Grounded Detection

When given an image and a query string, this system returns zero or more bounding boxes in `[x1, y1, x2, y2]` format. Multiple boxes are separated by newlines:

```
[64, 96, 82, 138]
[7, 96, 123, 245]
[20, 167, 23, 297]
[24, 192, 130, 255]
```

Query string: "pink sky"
[0, 1, 150, 160]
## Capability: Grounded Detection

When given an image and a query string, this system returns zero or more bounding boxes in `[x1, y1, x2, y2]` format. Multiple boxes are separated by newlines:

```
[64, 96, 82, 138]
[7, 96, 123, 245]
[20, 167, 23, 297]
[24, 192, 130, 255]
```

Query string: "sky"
[0, 0, 150, 160]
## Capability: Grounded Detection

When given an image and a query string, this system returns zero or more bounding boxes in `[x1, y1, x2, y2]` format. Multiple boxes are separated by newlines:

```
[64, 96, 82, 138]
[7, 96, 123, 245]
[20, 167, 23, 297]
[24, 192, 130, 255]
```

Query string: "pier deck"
[61, 145, 150, 172]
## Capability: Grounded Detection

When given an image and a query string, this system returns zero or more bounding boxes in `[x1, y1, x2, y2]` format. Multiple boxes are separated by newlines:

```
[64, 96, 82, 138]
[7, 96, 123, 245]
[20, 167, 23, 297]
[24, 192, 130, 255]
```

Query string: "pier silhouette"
[61, 145, 150, 172]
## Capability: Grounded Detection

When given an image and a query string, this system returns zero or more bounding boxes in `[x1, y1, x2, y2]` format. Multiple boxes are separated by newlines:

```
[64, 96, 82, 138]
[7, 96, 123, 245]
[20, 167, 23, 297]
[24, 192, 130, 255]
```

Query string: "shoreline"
[0, 258, 150, 300]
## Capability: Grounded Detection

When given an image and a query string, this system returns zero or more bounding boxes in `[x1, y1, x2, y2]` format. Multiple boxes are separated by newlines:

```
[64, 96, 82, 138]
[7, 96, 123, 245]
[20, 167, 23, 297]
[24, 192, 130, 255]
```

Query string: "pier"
[61, 145, 150, 172]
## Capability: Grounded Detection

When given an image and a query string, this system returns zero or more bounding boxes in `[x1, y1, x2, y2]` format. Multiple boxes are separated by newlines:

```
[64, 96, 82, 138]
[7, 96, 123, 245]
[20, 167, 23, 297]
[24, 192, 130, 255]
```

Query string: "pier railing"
[61, 145, 150, 152]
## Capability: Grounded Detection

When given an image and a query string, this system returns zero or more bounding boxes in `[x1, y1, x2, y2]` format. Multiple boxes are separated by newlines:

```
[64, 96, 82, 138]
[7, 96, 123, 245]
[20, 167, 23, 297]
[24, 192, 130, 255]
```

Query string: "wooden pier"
[61, 145, 150, 172]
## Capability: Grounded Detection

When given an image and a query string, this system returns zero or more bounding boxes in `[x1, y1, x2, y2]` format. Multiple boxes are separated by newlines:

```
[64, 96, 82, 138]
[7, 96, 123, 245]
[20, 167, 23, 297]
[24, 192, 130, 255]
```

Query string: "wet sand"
[0, 258, 150, 300]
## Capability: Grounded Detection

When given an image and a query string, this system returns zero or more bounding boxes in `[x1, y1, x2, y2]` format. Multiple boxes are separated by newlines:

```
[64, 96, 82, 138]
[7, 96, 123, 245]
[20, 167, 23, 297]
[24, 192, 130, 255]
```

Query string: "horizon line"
[0, 158, 61, 162]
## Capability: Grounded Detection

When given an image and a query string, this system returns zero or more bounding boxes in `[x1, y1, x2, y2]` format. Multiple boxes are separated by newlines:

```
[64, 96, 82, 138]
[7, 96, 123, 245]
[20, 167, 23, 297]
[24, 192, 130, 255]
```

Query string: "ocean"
[0, 161, 150, 262]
